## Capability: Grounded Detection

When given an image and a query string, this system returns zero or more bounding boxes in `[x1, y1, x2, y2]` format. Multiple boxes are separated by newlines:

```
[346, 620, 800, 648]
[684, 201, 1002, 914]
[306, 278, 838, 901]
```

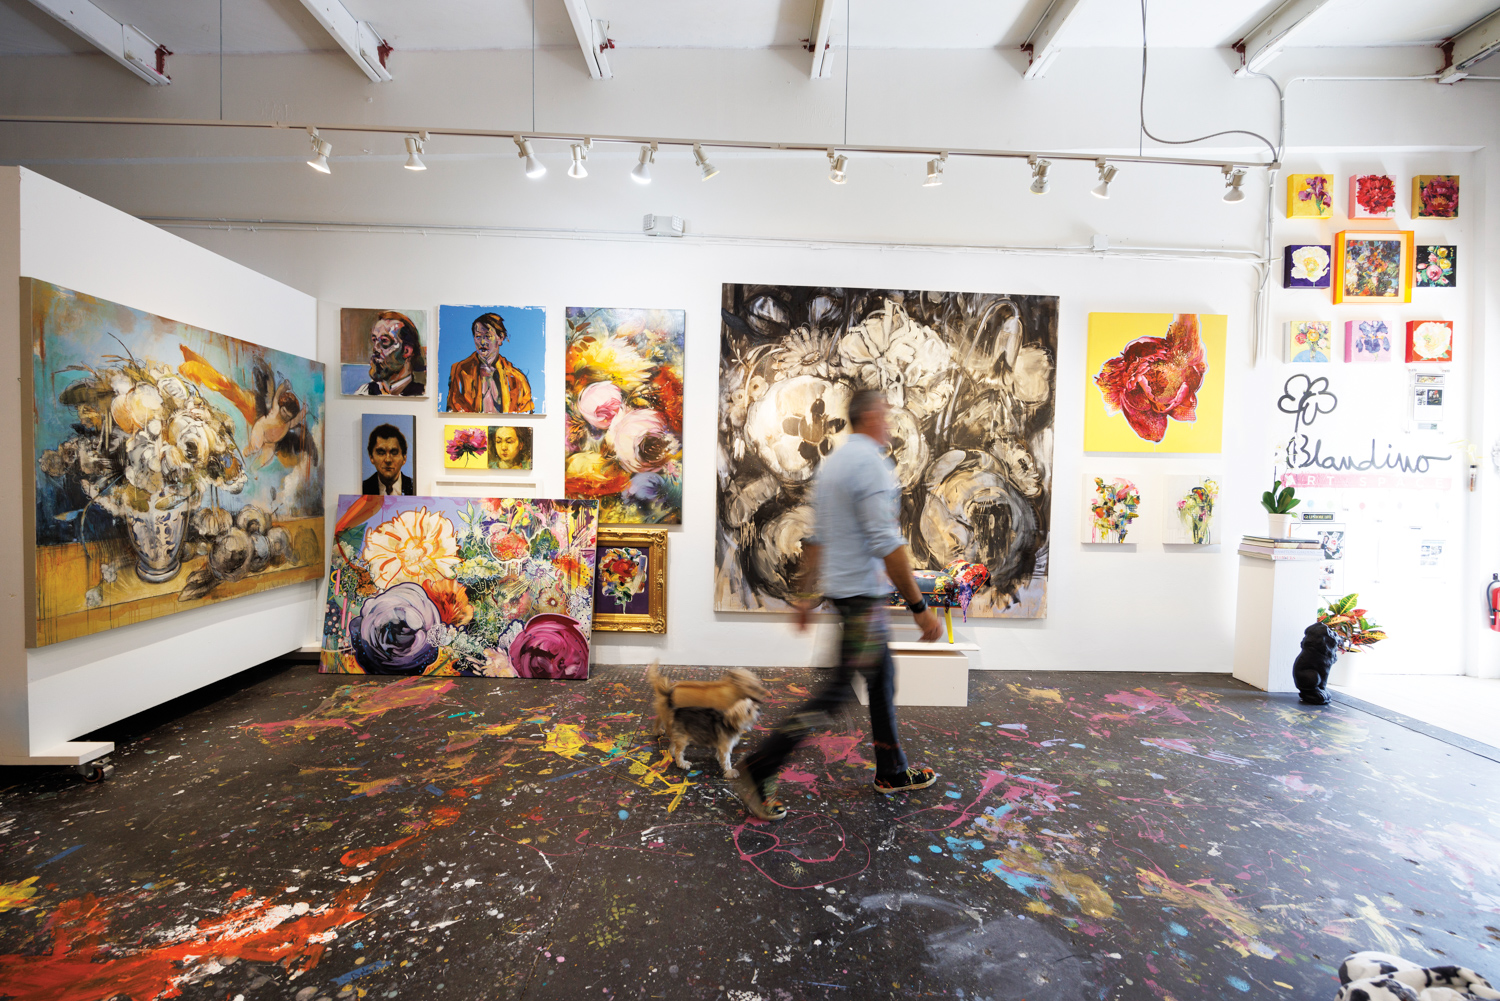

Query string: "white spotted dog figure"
[1337, 951, 1500, 1001]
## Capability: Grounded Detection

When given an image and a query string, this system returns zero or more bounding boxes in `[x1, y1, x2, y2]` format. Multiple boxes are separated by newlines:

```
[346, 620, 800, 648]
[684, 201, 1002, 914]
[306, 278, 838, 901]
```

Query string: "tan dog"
[646, 663, 767, 778]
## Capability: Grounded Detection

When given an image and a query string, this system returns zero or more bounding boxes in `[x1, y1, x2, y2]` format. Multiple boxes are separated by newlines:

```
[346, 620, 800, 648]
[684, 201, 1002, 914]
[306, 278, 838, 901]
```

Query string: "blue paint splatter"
[979, 721, 992, 726]
[1069, 743, 1086, 749]
[332, 960, 392, 986]
[908, 855, 921, 863]
[1226, 976, 1251, 992]
[945, 791, 962, 799]
[1169, 922, 1189, 937]
[617, 810, 630, 820]
[982, 858, 1046, 894]
[34, 845, 82, 868]
[424, 784, 444, 796]
[928, 845, 943, 853]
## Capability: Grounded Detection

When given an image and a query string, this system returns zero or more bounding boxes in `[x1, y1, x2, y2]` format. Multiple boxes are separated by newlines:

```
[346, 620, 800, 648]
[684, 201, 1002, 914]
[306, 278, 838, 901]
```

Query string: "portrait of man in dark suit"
[363, 422, 415, 495]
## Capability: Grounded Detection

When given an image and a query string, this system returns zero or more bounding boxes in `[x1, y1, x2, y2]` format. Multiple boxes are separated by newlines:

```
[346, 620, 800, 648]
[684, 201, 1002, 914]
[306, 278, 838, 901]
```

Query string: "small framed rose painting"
[1344, 320, 1392, 363]
[1349, 174, 1396, 218]
[1405, 321, 1453, 364]
[1332, 230, 1414, 305]
[1283, 244, 1331, 288]
[1287, 173, 1333, 218]
[1413, 175, 1459, 218]
[1413, 245, 1456, 288]
[1286, 321, 1332, 363]
[591, 526, 668, 633]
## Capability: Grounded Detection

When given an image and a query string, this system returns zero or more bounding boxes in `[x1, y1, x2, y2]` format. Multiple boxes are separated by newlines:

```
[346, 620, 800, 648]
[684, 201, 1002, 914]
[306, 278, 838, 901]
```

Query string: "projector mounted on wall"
[643, 214, 685, 238]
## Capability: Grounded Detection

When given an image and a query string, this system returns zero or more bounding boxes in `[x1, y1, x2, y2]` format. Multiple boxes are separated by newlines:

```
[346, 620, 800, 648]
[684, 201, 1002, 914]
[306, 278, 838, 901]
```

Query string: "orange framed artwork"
[1331, 230, 1414, 305]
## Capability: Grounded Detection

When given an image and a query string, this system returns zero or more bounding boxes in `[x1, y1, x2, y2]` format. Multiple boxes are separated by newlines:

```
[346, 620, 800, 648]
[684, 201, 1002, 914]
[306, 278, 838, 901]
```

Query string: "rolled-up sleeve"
[852, 454, 905, 559]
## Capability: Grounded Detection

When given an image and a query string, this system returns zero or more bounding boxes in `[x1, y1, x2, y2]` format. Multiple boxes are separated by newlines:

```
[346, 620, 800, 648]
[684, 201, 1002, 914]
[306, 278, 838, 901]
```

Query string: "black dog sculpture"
[1292, 622, 1340, 705]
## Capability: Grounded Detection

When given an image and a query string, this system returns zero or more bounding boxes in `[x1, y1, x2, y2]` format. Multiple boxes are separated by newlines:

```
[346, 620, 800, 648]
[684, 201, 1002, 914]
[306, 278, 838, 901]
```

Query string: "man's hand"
[793, 599, 816, 633]
[913, 607, 943, 643]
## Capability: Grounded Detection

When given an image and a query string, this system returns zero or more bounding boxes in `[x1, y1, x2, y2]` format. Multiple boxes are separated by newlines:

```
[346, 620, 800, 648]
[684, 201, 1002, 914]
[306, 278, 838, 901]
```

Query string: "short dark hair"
[367, 423, 408, 457]
[374, 311, 425, 372]
[848, 387, 886, 428]
[472, 312, 508, 342]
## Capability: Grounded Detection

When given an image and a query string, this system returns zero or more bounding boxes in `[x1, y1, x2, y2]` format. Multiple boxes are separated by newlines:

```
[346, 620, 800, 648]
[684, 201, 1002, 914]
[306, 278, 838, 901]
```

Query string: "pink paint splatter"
[1097, 688, 1200, 726]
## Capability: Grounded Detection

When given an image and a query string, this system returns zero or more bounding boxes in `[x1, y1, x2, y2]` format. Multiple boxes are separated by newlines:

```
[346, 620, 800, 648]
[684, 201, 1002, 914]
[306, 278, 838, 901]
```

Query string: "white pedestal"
[853, 642, 976, 707]
[1232, 555, 1322, 693]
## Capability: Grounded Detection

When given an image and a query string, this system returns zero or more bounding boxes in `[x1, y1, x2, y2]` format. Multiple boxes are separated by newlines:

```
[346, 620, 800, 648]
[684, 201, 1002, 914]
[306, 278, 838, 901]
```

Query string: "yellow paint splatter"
[1006, 684, 1063, 703]
[0, 877, 39, 912]
[544, 723, 587, 758]
[1137, 869, 1280, 958]
[989, 846, 1115, 918]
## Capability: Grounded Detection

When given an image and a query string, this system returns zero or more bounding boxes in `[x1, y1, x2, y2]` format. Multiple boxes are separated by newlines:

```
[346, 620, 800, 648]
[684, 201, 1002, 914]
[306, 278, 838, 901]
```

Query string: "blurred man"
[363, 423, 414, 495]
[446, 312, 534, 413]
[355, 311, 426, 397]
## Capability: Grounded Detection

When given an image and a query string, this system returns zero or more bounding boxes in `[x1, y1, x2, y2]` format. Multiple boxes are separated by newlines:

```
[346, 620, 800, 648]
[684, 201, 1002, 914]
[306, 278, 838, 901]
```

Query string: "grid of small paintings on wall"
[1332, 230, 1414, 305]
[341, 308, 428, 397]
[1344, 320, 1392, 363]
[436, 305, 547, 415]
[442, 424, 534, 470]
[1348, 173, 1396, 219]
[1405, 321, 1454, 364]
[592, 526, 668, 633]
[1283, 245, 1331, 289]
[1161, 475, 1219, 546]
[361, 414, 416, 495]
[1412, 175, 1459, 219]
[1287, 174, 1333, 219]
[1413, 245, 1456, 288]
[1083, 476, 1141, 545]
[1286, 321, 1332, 363]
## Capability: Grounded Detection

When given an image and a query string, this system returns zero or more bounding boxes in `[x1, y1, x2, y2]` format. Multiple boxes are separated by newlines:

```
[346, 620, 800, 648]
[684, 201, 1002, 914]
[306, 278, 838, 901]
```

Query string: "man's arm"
[882, 545, 943, 643]
[849, 457, 942, 642]
[791, 542, 821, 632]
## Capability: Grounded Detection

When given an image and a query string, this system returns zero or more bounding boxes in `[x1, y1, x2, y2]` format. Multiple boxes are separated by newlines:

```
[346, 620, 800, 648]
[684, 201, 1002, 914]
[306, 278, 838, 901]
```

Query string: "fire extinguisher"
[1489, 574, 1500, 631]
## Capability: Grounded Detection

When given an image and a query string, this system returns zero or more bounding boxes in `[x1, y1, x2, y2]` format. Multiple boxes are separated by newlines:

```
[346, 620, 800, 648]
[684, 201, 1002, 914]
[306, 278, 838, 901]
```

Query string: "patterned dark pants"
[743, 594, 908, 786]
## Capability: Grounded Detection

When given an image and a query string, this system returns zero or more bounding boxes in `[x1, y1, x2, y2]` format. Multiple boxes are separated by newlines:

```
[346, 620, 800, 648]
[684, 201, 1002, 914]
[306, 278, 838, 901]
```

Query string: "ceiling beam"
[1021, 0, 1087, 80]
[295, 0, 391, 82]
[808, 0, 837, 79]
[1438, 6, 1500, 83]
[25, 0, 170, 84]
[1232, 0, 1334, 75]
[561, 0, 612, 80]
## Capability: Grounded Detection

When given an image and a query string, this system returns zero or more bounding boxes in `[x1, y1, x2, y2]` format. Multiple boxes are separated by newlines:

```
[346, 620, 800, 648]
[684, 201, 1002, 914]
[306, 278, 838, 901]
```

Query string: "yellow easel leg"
[945, 606, 954, 644]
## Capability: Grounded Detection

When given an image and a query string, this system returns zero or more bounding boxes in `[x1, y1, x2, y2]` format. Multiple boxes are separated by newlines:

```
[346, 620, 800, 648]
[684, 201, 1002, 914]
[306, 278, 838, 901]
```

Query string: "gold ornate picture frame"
[592, 527, 668, 633]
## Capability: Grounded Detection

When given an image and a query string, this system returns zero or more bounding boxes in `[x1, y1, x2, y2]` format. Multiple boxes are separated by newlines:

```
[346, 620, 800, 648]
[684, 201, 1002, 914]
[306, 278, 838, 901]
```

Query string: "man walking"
[733, 388, 944, 822]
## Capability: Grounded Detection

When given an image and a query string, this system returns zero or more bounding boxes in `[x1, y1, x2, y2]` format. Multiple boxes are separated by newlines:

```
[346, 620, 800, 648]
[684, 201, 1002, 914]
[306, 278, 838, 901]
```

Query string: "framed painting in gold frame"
[1332, 230, 1414, 305]
[592, 527, 668, 633]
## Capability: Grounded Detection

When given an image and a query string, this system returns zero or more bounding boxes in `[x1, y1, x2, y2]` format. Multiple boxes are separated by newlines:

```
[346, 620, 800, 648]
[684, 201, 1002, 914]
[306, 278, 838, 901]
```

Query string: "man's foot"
[730, 770, 788, 821]
[874, 766, 938, 794]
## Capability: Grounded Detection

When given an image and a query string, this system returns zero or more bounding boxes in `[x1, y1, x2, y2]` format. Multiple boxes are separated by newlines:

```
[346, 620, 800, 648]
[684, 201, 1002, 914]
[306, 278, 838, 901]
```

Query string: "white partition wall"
[0, 166, 320, 765]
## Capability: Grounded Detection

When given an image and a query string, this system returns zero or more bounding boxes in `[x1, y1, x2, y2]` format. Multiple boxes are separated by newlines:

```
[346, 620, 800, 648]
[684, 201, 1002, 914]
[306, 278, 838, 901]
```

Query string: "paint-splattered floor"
[2, 663, 1499, 1001]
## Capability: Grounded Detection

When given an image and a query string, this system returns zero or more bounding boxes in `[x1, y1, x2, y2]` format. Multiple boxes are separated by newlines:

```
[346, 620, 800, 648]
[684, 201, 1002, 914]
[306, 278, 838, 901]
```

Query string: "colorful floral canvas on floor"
[716, 285, 1058, 618]
[1348, 174, 1396, 219]
[1405, 321, 1453, 364]
[1412, 175, 1459, 218]
[1287, 174, 1333, 218]
[564, 307, 685, 524]
[1282, 244, 1331, 288]
[1084, 477, 1140, 544]
[1414, 245, 1456, 288]
[1287, 321, 1332, 363]
[1084, 313, 1228, 453]
[25, 278, 326, 647]
[1162, 475, 1218, 545]
[320, 495, 598, 678]
[1344, 320, 1392, 363]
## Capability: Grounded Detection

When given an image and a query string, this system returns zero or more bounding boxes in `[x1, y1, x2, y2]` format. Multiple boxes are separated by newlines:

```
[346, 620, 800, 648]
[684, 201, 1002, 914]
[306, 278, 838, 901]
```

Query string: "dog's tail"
[645, 660, 673, 698]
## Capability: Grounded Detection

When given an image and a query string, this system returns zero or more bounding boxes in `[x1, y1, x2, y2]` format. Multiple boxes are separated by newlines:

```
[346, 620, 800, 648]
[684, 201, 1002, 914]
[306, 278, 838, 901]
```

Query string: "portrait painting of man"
[340, 308, 428, 397]
[436, 305, 546, 415]
[361, 414, 416, 495]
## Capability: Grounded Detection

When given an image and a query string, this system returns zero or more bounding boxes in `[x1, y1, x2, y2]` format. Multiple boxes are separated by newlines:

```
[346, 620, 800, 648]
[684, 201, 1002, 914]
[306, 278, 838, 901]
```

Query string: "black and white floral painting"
[716, 284, 1057, 617]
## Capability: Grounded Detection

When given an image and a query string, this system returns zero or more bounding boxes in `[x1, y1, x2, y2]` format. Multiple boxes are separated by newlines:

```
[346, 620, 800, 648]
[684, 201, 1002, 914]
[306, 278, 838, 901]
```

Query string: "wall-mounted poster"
[361, 414, 415, 495]
[1406, 320, 1454, 363]
[1287, 174, 1333, 218]
[1282, 244, 1331, 289]
[1292, 519, 1344, 593]
[1286, 321, 1332, 363]
[592, 526, 668, 633]
[1412, 175, 1459, 218]
[24, 279, 326, 647]
[321, 495, 598, 678]
[1344, 320, 1392, 363]
[1332, 230, 1414, 305]
[443, 425, 534, 470]
[1414, 245, 1456, 288]
[1084, 313, 1227, 453]
[340, 308, 427, 397]
[1349, 173, 1396, 219]
[436, 305, 546, 415]
[1083, 476, 1141, 544]
[564, 307, 685, 524]
[1162, 475, 1219, 545]
[717, 285, 1058, 618]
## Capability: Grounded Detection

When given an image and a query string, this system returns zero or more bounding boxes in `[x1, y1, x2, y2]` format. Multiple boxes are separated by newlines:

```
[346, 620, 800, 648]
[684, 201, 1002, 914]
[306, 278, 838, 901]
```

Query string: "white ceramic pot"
[1327, 652, 1353, 688]
[1267, 512, 1294, 538]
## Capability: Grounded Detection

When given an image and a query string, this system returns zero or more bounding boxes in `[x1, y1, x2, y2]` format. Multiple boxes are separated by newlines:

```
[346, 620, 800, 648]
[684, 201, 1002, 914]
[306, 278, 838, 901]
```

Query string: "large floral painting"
[564, 307, 685, 524]
[1083, 313, 1227, 453]
[716, 285, 1058, 618]
[25, 279, 325, 647]
[320, 495, 598, 678]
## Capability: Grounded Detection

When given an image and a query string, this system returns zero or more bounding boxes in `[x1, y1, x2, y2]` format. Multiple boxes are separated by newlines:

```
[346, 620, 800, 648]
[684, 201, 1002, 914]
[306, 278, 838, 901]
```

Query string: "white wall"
[0, 167, 319, 756]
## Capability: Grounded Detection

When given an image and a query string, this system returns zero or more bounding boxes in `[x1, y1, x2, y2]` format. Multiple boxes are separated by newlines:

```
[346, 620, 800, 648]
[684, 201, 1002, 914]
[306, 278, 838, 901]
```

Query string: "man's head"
[491, 425, 522, 465]
[367, 423, 408, 483]
[472, 313, 508, 364]
[848, 387, 890, 446]
[369, 311, 424, 381]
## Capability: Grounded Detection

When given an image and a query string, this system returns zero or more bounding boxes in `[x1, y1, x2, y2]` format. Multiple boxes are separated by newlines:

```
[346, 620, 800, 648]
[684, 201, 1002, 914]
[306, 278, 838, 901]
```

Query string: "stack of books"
[1238, 536, 1323, 560]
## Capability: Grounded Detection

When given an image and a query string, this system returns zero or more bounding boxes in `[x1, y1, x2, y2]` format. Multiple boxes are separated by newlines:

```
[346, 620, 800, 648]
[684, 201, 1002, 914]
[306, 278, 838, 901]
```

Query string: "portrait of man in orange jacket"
[444, 311, 535, 414]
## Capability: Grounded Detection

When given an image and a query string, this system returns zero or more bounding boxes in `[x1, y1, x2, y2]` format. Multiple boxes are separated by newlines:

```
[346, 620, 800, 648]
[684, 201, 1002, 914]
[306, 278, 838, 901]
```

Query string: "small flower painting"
[1413, 245, 1456, 288]
[1343, 320, 1391, 363]
[1287, 174, 1333, 219]
[1084, 476, 1141, 545]
[1413, 175, 1459, 218]
[1163, 475, 1219, 546]
[1283, 244, 1331, 288]
[1405, 321, 1453, 363]
[1287, 321, 1332, 364]
[1349, 174, 1396, 219]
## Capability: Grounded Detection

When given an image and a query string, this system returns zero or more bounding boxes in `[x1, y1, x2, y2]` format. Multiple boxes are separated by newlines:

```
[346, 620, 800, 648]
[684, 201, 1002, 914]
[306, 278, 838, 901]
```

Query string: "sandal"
[730, 771, 788, 821]
[874, 766, 938, 794]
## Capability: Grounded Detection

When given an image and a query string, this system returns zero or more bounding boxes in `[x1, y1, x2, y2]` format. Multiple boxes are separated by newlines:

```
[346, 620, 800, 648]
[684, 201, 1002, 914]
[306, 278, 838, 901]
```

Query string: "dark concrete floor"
[1, 663, 1499, 1001]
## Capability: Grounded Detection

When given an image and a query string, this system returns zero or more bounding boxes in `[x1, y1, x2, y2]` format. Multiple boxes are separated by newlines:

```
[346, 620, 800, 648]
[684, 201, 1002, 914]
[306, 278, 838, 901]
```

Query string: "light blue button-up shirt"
[809, 433, 907, 600]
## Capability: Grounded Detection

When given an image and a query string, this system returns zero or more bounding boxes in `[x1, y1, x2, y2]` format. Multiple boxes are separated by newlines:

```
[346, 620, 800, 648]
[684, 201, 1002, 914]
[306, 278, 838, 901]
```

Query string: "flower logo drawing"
[1277, 374, 1338, 432]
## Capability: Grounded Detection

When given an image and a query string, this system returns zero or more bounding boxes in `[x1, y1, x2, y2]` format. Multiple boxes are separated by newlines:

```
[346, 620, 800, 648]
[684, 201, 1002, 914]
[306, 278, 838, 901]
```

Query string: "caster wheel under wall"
[75, 762, 114, 783]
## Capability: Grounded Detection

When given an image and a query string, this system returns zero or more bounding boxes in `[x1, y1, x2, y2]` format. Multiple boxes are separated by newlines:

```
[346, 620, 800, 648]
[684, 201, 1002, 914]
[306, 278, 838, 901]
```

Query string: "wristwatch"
[905, 598, 927, 614]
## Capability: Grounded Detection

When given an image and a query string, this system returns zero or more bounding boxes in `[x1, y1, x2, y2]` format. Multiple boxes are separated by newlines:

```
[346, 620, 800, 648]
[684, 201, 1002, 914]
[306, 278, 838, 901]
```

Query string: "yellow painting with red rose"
[1083, 313, 1227, 453]
[320, 494, 599, 679]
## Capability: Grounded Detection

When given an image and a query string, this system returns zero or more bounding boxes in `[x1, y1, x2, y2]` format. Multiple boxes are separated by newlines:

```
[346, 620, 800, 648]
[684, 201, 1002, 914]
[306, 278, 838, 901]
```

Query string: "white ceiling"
[0, 0, 1494, 56]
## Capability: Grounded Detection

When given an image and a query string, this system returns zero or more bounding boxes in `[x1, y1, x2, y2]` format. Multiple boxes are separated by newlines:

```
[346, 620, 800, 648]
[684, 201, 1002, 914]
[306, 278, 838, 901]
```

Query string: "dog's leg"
[720, 735, 739, 779]
[670, 734, 690, 771]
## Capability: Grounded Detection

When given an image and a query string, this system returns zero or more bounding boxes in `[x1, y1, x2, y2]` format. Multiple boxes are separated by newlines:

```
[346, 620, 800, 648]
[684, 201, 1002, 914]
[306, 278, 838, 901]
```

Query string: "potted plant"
[1319, 593, 1387, 687]
[1261, 478, 1300, 537]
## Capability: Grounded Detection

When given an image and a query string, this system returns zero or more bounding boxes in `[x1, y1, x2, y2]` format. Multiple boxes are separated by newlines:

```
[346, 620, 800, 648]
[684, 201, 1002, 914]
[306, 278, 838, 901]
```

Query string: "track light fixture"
[693, 142, 719, 181]
[306, 128, 332, 174]
[1091, 159, 1117, 199]
[1028, 155, 1050, 195]
[1221, 165, 1246, 203]
[923, 153, 947, 188]
[514, 135, 546, 179]
[568, 141, 591, 179]
[631, 142, 657, 185]
[828, 149, 848, 185]
[404, 132, 427, 171]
